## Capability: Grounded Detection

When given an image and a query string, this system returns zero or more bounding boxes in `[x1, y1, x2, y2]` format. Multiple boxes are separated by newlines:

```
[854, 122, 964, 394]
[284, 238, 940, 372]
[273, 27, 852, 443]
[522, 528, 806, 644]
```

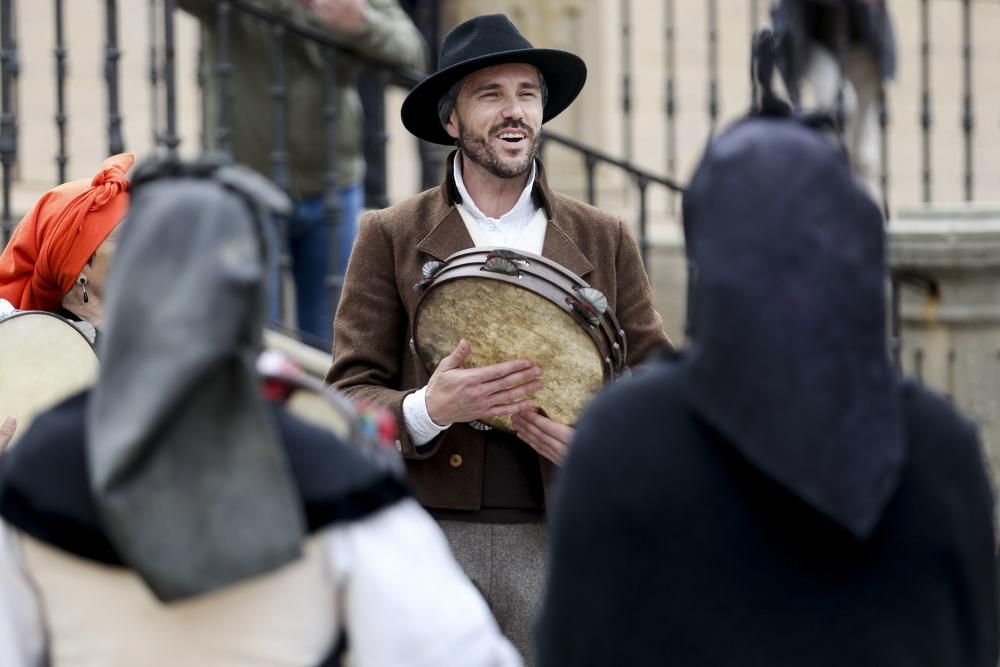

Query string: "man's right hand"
[425, 339, 543, 427]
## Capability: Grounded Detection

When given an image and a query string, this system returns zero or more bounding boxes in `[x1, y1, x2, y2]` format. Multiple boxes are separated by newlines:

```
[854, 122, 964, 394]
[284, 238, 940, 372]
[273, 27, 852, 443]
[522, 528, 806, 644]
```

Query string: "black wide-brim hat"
[401, 14, 587, 145]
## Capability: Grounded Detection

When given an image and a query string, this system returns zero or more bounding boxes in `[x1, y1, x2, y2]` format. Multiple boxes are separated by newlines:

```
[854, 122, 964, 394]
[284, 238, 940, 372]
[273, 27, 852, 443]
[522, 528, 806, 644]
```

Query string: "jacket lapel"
[416, 206, 475, 261]
[541, 220, 594, 280]
[534, 162, 594, 280]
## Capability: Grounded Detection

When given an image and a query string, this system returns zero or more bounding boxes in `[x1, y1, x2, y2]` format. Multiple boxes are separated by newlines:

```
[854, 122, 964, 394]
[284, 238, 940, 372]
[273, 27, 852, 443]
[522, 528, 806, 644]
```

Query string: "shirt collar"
[453, 154, 538, 224]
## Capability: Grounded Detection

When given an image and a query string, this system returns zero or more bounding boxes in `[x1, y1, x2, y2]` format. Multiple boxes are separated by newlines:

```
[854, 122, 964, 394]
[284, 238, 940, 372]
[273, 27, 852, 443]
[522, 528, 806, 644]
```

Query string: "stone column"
[890, 206, 1000, 485]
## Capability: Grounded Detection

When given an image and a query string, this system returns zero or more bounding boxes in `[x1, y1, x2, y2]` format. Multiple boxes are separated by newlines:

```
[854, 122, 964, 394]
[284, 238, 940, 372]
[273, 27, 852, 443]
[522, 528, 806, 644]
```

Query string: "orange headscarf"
[0, 153, 133, 312]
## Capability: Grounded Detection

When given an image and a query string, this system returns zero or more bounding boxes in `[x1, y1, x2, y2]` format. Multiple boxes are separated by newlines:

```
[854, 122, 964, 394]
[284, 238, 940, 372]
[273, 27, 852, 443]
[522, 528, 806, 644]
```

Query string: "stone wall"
[891, 205, 1000, 483]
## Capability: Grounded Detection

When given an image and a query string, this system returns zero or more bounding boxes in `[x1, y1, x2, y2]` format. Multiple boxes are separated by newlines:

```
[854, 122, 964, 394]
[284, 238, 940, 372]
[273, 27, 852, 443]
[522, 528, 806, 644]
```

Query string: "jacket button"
[449, 454, 463, 468]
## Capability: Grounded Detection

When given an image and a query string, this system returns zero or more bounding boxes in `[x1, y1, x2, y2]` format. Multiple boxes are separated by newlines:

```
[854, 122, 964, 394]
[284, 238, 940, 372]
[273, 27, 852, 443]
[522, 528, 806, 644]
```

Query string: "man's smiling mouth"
[498, 131, 526, 143]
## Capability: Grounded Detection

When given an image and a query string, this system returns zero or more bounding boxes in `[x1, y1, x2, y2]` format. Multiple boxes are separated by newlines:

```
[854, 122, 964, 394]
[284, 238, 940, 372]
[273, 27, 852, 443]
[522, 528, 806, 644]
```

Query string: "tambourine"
[411, 247, 627, 432]
[257, 350, 401, 468]
[0, 311, 100, 449]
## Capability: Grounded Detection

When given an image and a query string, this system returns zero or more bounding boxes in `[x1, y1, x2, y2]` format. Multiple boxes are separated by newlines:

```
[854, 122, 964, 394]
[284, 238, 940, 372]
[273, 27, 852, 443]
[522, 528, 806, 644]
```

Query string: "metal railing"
[1, 0, 997, 346]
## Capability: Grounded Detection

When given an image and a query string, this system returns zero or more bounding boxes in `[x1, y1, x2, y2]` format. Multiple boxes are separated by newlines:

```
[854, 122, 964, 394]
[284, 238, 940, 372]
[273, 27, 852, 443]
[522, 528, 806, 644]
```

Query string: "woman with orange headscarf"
[0, 153, 133, 451]
[0, 153, 133, 331]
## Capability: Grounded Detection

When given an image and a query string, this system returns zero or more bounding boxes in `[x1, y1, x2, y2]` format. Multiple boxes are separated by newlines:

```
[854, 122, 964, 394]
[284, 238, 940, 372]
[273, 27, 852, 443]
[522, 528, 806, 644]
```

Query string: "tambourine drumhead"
[257, 348, 357, 443]
[286, 389, 355, 441]
[413, 248, 623, 433]
[0, 311, 99, 448]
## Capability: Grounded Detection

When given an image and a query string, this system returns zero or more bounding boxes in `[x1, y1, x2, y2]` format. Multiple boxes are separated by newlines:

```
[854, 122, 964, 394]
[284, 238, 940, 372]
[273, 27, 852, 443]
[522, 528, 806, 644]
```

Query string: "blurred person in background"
[0, 157, 520, 667]
[179, 0, 427, 349]
[0, 153, 133, 341]
[536, 101, 998, 665]
[0, 153, 133, 447]
[771, 0, 896, 191]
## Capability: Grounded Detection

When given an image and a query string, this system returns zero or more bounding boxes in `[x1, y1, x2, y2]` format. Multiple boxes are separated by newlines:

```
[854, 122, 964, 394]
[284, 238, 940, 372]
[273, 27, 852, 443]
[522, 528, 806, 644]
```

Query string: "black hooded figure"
[535, 113, 998, 666]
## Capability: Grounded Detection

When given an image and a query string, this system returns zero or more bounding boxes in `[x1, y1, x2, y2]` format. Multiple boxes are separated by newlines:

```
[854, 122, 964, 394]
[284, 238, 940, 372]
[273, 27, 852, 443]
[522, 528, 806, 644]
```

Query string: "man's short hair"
[436, 66, 549, 130]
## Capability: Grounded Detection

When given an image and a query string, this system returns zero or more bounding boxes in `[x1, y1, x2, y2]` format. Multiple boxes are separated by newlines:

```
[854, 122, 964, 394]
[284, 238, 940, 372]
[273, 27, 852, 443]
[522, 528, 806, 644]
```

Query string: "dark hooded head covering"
[680, 113, 905, 539]
[85, 157, 300, 601]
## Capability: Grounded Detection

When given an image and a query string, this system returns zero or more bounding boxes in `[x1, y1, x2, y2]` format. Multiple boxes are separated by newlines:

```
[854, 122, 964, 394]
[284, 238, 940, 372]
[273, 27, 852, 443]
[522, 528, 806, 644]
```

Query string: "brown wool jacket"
[327, 156, 670, 511]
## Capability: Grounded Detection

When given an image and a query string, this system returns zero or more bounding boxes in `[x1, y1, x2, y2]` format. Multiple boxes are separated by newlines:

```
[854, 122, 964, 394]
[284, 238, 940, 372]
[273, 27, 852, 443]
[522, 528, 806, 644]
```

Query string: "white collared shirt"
[402, 156, 548, 445]
[452, 157, 545, 251]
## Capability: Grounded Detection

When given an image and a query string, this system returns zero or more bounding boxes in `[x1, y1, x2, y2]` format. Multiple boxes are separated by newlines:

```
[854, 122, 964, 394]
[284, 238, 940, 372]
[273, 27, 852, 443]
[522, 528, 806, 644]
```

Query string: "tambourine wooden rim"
[414, 248, 627, 379]
[424, 248, 628, 376]
[411, 247, 628, 430]
[1, 309, 97, 350]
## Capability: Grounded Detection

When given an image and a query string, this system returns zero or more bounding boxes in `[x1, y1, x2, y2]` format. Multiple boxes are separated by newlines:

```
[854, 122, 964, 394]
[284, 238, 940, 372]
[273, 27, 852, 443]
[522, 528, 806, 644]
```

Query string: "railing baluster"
[323, 47, 343, 317]
[104, 0, 125, 155]
[707, 0, 718, 134]
[878, 85, 890, 220]
[53, 0, 67, 182]
[833, 4, 847, 136]
[960, 0, 973, 202]
[268, 23, 289, 192]
[637, 176, 650, 270]
[215, 0, 233, 157]
[0, 0, 17, 246]
[621, 0, 632, 161]
[161, 0, 179, 155]
[919, 0, 932, 203]
[196, 30, 206, 151]
[749, 0, 759, 105]
[268, 23, 290, 324]
[359, 67, 388, 209]
[665, 0, 677, 211]
[890, 275, 901, 369]
[148, 0, 159, 147]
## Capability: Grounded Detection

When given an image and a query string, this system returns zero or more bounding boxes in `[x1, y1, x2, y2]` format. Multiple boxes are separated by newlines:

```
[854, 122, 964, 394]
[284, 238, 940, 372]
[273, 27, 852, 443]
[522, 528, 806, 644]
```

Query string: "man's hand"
[511, 410, 574, 466]
[0, 416, 16, 453]
[310, 0, 367, 33]
[425, 339, 543, 427]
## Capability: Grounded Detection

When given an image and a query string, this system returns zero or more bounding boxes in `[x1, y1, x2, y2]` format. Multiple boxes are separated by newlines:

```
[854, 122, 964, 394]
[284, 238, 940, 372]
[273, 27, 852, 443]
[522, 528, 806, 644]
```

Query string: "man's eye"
[480, 92, 499, 100]
[520, 91, 537, 98]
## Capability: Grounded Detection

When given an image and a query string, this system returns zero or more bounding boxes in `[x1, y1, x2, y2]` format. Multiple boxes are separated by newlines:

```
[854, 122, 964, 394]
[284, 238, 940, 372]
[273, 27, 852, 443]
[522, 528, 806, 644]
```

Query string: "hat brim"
[401, 48, 587, 145]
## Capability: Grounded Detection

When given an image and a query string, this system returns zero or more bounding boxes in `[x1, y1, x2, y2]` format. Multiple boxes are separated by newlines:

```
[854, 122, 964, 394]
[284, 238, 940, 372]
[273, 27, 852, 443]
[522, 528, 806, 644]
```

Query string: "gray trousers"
[438, 520, 547, 666]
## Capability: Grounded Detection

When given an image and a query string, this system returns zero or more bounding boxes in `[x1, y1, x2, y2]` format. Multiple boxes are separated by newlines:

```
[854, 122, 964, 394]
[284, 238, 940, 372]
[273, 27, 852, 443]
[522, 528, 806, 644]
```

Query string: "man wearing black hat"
[327, 13, 668, 662]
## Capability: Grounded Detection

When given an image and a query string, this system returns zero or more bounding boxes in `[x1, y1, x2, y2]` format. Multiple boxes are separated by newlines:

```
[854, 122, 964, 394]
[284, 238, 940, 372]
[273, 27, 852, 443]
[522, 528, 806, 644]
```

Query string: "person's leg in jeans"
[286, 185, 362, 350]
[334, 184, 363, 287]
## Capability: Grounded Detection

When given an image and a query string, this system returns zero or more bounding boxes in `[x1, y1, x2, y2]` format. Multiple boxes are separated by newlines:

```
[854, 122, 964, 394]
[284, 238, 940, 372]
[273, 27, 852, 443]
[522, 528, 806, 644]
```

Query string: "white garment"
[0, 499, 521, 667]
[402, 159, 547, 445]
[804, 43, 882, 193]
[0, 298, 15, 318]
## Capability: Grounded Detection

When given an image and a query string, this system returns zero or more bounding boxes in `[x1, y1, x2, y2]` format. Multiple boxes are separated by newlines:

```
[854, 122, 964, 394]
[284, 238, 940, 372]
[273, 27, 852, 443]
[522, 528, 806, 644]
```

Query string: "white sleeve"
[0, 521, 46, 667]
[402, 386, 450, 447]
[324, 499, 522, 667]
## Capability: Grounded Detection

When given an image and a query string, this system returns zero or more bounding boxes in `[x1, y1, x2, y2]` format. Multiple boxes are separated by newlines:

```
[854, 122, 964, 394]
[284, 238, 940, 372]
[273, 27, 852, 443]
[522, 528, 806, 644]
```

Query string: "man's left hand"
[511, 410, 574, 466]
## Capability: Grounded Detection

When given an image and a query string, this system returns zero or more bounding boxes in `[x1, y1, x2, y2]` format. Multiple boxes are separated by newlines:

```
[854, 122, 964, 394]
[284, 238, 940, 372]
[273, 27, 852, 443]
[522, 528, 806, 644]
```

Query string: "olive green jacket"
[178, 0, 426, 196]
